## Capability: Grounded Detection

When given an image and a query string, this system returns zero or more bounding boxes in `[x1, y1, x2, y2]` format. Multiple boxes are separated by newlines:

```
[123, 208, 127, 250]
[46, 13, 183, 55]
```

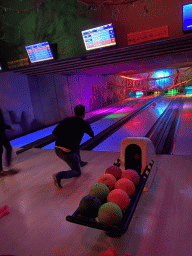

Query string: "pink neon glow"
[120, 67, 191, 81]
[85, 107, 122, 119]
[115, 106, 134, 113]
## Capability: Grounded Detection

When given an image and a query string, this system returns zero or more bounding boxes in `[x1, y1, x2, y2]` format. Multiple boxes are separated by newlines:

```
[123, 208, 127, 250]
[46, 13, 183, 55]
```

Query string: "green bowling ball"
[89, 183, 110, 203]
[98, 202, 123, 226]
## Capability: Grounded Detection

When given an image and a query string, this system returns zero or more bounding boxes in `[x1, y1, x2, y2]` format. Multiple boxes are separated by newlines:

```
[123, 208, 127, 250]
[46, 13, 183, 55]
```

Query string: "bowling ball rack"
[66, 160, 154, 237]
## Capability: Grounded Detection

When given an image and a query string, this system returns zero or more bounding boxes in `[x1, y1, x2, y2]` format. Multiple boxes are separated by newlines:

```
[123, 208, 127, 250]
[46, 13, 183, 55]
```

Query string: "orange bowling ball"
[107, 189, 130, 211]
[98, 173, 117, 191]
[99, 247, 119, 256]
[114, 178, 135, 197]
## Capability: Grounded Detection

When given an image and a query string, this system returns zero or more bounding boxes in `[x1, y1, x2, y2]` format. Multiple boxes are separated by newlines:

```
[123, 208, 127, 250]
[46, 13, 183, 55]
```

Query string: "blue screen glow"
[185, 86, 192, 94]
[183, 3, 192, 32]
[129, 91, 143, 98]
[25, 42, 54, 63]
[82, 23, 116, 51]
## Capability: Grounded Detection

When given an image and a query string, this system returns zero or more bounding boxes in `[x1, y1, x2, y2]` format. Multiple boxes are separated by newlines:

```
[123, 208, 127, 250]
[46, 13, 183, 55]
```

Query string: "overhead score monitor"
[82, 23, 116, 51]
[25, 41, 54, 63]
[183, 3, 192, 33]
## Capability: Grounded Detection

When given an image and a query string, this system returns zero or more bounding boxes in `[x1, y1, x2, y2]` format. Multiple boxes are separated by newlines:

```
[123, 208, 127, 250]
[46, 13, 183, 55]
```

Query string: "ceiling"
[76, 0, 138, 5]
[7, 33, 192, 78]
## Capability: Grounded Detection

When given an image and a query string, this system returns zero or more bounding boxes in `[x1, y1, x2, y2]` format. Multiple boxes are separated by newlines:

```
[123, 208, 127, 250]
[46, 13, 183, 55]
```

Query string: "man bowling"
[52, 104, 94, 188]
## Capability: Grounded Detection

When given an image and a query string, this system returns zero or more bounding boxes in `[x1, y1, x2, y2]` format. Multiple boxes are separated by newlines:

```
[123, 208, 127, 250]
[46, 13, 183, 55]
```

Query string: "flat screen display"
[82, 23, 116, 51]
[183, 3, 192, 33]
[25, 42, 54, 63]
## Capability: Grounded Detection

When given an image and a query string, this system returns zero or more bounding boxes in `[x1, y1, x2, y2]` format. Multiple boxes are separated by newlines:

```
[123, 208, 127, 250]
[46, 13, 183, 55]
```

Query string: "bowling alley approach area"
[1, 101, 192, 256]
[2, 83, 192, 256]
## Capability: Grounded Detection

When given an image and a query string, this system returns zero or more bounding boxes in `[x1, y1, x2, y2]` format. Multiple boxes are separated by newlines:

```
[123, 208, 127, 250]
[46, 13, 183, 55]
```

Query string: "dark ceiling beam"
[9, 34, 192, 77]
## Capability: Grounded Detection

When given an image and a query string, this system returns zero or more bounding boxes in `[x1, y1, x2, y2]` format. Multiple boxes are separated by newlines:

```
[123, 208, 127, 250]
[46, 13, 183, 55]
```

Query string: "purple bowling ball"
[79, 195, 101, 219]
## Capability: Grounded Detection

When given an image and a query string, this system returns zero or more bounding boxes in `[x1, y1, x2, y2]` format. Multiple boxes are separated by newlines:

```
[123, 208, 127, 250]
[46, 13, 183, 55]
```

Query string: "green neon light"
[164, 88, 179, 96]
[105, 113, 127, 119]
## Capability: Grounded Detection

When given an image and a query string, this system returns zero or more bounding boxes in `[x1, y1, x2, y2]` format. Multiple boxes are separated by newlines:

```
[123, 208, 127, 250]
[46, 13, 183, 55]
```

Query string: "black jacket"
[52, 116, 94, 151]
[0, 109, 12, 134]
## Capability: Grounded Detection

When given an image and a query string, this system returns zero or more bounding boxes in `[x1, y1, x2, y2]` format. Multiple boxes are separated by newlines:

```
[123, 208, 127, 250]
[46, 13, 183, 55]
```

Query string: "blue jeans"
[55, 148, 81, 179]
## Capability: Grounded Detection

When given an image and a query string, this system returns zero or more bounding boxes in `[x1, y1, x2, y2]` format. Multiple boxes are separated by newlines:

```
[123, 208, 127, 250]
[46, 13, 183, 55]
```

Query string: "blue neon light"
[183, 3, 192, 32]
[153, 70, 172, 87]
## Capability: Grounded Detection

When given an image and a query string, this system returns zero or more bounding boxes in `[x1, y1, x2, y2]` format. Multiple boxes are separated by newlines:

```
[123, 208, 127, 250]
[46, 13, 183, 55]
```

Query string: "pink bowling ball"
[105, 166, 122, 180]
[121, 169, 140, 186]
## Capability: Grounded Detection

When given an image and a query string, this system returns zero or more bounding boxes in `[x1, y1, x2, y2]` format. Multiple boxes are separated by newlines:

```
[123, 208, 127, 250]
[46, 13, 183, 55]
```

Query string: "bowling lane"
[10, 97, 138, 149]
[84, 96, 138, 119]
[93, 97, 171, 152]
[172, 96, 192, 155]
[10, 124, 58, 148]
[43, 96, 157, 149]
